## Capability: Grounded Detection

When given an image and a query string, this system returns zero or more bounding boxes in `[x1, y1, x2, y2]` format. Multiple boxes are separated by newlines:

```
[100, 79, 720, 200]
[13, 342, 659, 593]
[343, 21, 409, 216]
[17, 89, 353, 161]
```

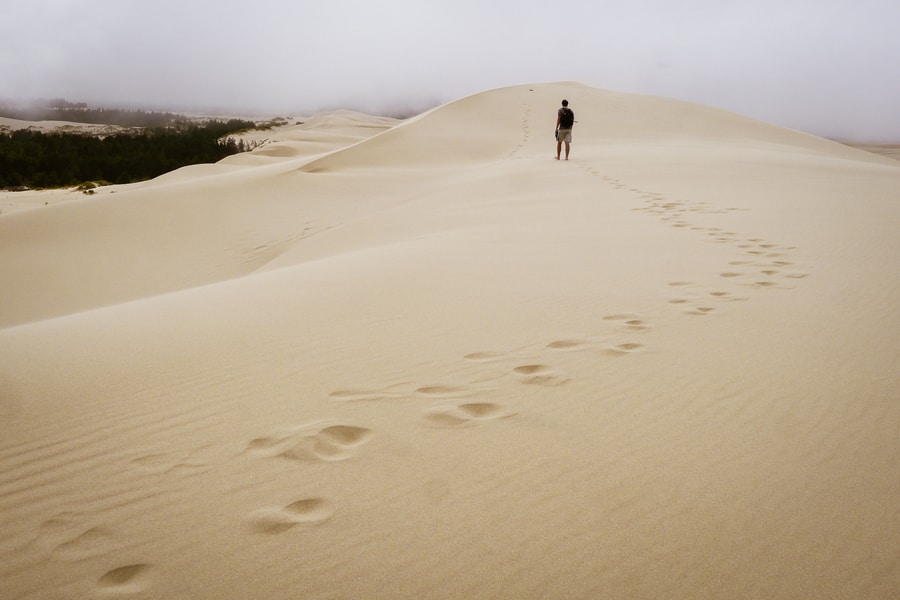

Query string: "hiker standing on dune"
[555, 99, 574, 160]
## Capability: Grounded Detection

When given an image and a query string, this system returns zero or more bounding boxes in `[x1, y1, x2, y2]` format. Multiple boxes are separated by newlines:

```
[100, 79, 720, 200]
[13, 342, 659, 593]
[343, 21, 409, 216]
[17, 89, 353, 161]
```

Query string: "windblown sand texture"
[1, 83, 898, 599]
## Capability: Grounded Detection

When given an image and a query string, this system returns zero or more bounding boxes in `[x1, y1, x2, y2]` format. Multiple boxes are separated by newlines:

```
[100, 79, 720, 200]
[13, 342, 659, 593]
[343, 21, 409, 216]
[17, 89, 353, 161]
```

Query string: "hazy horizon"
[3, 0, 899, 141]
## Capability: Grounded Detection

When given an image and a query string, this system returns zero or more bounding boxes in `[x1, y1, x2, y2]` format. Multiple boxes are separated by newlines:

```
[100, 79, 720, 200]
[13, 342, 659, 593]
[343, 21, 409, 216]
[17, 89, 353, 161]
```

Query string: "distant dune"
[840, 141, 900, 162]
[1, 82, 898, 599]
[0, 115, 128, 136]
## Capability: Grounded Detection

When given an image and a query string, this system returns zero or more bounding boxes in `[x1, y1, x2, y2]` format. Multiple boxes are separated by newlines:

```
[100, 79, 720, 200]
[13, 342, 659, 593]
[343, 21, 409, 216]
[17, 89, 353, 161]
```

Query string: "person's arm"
[556, 111, 561, 131]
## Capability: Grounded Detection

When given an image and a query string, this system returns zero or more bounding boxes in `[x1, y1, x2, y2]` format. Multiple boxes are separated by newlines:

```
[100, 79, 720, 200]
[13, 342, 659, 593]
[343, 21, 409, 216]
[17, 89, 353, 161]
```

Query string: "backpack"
[559, 107, 574, 128]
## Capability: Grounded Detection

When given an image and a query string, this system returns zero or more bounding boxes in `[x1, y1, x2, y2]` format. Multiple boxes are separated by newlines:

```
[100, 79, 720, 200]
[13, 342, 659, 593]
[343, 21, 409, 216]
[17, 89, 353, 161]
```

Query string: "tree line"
[1, 100, 185, 128]
[0, 120, 256, 189]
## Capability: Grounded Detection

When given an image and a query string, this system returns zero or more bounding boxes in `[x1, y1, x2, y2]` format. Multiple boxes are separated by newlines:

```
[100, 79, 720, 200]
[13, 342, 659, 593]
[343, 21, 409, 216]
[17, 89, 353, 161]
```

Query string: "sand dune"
[1, 82, 898, 599]
[0, 116, 129, 136]
[842, 142, 900, 162]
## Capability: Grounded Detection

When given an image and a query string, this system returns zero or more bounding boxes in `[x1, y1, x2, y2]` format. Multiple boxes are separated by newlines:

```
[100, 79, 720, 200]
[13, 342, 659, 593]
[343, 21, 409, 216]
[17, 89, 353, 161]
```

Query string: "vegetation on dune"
[0, 102, 260, 189]
[0, 121, 256, 189]
[0, 98, 186, 128]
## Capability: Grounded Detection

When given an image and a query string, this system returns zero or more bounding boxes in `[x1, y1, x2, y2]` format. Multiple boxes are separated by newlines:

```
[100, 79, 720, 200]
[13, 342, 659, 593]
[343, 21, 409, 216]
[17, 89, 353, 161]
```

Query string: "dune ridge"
[1, 82, 898, 599]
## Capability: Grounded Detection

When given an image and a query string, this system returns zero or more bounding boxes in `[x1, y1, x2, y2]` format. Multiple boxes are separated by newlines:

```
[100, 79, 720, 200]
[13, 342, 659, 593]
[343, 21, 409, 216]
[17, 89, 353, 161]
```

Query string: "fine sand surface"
[1, 83, 898, 599]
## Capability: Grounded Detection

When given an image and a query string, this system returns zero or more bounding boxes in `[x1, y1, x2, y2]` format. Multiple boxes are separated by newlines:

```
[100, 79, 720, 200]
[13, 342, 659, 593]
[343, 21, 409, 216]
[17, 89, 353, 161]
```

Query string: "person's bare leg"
[565, 141, 570, 160]
[556, 140, 562, 160]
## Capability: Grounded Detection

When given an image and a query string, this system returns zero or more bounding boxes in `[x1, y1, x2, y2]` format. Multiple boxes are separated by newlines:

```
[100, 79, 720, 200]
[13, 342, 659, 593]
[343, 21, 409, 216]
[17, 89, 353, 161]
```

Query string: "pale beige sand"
[841, 142, 900, 162]
[1, 83, 898, 599]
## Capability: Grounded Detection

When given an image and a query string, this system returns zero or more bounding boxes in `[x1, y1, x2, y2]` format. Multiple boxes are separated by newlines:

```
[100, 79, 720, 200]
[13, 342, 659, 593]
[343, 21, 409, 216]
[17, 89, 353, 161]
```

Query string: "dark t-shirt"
[558, 107, 575, 129]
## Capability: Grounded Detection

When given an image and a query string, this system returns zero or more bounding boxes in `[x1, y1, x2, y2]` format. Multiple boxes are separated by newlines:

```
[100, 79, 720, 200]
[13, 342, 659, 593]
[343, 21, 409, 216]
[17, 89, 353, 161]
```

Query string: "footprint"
[34, 512, 117, 559]
[130, 453, 172, 472]
[328, 390, 393, 402]
[318, 424, 370, 445]
[421, 410, 471, 428]
[603, 315, 648, 330]
[458, 403, 505, 418]
[512, 365, 570, 386]
[463, 351, 508, 363]
[422, 402, 513, 428]
[52, 526, 114, 560]
[329, 382, 412, 402]
[604, 343, 644, 356]
[165, 460, 211, 477]
[546, 339, 589, 350]
[247, 421, 371, 462]
[709, 292, 748, 302]
[720, 272, 742, 278]
[246, 498, 333, 533]
[685, 307, 715, 316]
[603, 313, 637, 322]
[416, 385, 470, 398]
[97, 564, 151, 594]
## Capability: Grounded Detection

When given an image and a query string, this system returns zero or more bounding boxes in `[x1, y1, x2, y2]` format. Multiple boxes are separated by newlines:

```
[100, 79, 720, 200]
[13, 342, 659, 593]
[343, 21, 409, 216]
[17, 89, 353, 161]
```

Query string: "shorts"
[557, 129, 572, 143]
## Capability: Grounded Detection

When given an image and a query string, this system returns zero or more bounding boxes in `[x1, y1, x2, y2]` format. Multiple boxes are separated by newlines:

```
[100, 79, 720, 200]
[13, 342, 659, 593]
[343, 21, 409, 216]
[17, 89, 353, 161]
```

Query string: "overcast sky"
[2, 0, 899, 140]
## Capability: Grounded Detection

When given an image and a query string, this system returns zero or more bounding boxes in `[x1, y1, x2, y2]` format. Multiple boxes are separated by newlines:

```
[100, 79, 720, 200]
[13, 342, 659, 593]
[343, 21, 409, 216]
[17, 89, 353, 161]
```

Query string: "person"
[555, 99, 574, 160]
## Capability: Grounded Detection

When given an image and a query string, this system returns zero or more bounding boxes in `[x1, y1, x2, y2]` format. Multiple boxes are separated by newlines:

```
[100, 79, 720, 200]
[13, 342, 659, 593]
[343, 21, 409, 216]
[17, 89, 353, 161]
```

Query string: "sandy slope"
[841, 142, 900, 162]
[1, 83, 898, 599]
